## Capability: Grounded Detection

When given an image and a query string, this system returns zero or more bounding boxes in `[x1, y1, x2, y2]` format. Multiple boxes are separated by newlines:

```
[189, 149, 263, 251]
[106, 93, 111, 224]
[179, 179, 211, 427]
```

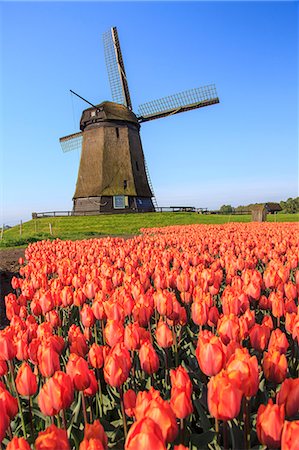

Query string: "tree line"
[220, 197, 299, 214]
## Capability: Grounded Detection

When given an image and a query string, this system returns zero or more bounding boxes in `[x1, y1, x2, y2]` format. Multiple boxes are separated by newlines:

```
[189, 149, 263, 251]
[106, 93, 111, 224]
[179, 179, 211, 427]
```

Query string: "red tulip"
[104, 320, 124, 348]
[277, 378, 299, 417]
[37, 343, 60, 377]
[226, 348, 259, 398]
[38, 371, 74, 416]
[35, 424, 70, 450]
[66, 353, 90, 391]
[262, 350, 287, 384]
[15, 362, 37, 397]
[0, 406, 10, 444]
[80, 304, 96, 328]
[125, 417, 166, 450]
[104, 343, 131, 387]
[6, 437, 31, 450]
[281, 420, 299, 450]
[196, 331, 225, 377]
[268, 329, 289, 354]
[155, 321, 173, 348]
[249, 324, 270, 352]
[88, 344, 104, 369]
[170, 366, 193, 419]
[0, 329, 17, 360]
[256, 399, 284, 448]
[0, 383, 18, 419]
[124, 389, 137, 417]
[207, 370, 243, 421]
[139, 341, 159, 375]
[82, 419, 108, 449]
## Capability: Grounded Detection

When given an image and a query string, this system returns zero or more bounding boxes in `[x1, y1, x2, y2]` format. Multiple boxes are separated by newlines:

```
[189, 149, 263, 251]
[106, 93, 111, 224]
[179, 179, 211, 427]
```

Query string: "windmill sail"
[59, 132, 83, 153]
[103, 27, 132, 109]
[137, 84, 219, 123]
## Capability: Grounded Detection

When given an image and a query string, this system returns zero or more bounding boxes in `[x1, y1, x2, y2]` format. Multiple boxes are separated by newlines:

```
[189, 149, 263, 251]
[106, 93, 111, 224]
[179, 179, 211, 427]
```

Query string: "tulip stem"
[118, 387, 128, 439]
[214, 418, 219, 446]
[180, 418, 185, 444]
[81, 392, 88, 425]
[94, 323, 98, 345]
[8, 360, 27, 439]
[101, 320, 106, 345]
[29, 396, 34, 437]
[223, 421, 228, 450]
[243, 397, 250, 450]
[62, 409, 67, 430]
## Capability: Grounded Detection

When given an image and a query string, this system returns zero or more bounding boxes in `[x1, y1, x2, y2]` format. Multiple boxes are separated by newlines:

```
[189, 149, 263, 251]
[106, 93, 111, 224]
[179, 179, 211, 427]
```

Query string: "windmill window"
[115, 127, 119, 138]
[113, 196, 125, 209]
[91, 111, 96, 117]
[136, 161, 139, 171]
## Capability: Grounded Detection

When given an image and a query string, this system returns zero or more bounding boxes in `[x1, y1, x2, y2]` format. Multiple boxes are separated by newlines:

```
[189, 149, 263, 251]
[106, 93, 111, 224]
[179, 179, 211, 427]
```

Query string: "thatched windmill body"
[60, 27, 220, 214]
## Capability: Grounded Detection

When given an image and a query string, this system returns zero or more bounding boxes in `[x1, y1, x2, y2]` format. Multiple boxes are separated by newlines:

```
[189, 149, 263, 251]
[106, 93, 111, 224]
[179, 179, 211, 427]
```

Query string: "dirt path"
[0, 248, 25, 329]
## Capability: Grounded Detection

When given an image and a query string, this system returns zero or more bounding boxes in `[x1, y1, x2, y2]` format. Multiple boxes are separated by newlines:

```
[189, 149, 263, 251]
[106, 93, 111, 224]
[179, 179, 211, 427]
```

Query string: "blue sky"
[0, 1, 298, 224]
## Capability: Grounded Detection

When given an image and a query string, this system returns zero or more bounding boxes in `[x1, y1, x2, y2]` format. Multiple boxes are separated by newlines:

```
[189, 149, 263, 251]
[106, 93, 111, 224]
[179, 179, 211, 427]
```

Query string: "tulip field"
[0, 222, 298, 449]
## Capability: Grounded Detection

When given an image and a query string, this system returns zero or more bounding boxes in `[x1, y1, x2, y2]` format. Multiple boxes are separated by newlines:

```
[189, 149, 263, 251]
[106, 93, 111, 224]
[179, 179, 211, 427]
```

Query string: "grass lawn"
[1, 212, 298, 248]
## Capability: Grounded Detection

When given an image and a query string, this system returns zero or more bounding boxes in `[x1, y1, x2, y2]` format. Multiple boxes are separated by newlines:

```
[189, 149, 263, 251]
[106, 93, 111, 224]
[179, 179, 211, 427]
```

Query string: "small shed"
[264, 203, 282, 214]
[251, 205, 267, 222]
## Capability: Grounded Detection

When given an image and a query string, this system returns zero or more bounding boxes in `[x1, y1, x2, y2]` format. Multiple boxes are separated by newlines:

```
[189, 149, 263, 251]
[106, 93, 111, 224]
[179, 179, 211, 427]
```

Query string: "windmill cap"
[80, 101, 139, 130]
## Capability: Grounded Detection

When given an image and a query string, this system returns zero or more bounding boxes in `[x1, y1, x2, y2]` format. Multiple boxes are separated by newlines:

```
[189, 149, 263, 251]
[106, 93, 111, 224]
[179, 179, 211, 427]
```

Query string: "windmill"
[60, 27, 219, 214]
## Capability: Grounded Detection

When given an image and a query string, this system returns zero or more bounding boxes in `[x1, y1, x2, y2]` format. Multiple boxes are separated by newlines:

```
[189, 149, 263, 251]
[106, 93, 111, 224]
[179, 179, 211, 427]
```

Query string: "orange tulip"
[124, 322, 150, 350]
[277, 378, 299, 417]
[88, 344, 104, 369]
[15, 362, 37, 397]
[0, 329, 17, 360]
[0, 382, 18, 419]
[140, 393, 178, 443]
[226, 348, 259, 398]
[139, 341, 159, 375]
[217, 314, 240, 344]
[37, 343, 60, 378]
[35, 424, 70, 450]
[262, 350, 287, 384]
[156, 321, 173, 348]
[66, 353, 90, 391]
[104, 319, 124, 348]
[79, 439, 104, 450]
[196, 331, 225, 377]
[281, 420, 299, 450]
[0, 408, 10, 444]
[104, 343, 131, 387]
[256, 399, 284, 448]
[125, 417, 166, 450]
[6, 437, 31, 450]
[82, 419, 108, 449]
[207, 370, 243, 421]
[38, 371, 74, 416]
[249, 324, 270, 352]
[124, 389, 137, 417]
[0, 360, 7, 376]
[84, 370, 98, 397]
